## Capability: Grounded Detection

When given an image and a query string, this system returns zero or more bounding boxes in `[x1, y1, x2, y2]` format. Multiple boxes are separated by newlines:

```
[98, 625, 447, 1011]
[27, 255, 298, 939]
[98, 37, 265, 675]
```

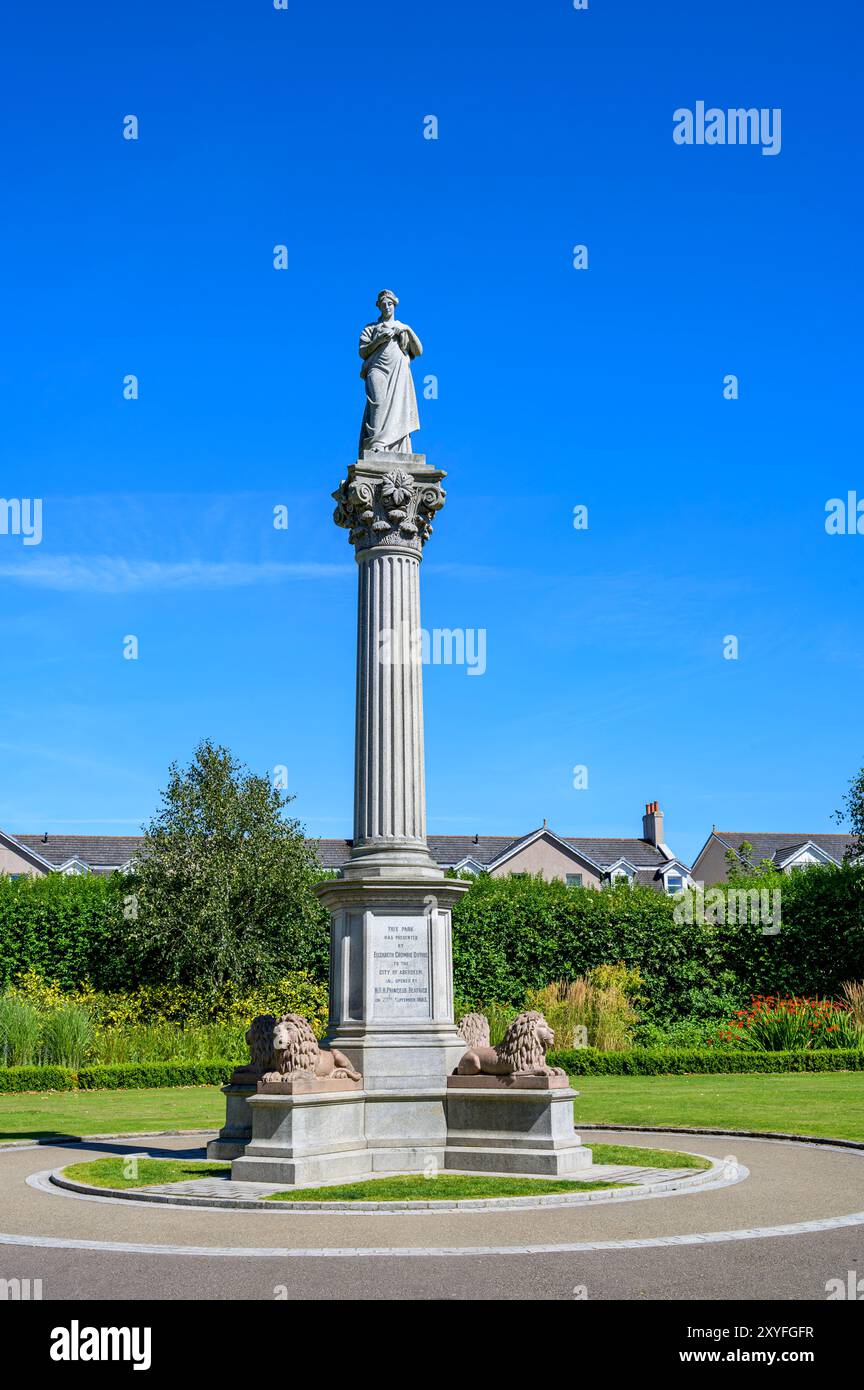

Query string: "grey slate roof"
[711, 831, 857, 866]
[11, 828, 680, 875]
[314, 833, 672, 872]
[14, 834, 144, 868]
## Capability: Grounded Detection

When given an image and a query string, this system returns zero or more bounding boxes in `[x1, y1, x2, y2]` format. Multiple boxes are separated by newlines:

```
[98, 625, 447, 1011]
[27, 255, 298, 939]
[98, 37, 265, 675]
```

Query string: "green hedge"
[0, 874, 129, 992]
[452, 864, 864, 1022]
[550, 1047, 864, 1075]
[0, 1065, 77, 1093]
[0, 1061, 235, 1093]
[5, 1051, 864, 1093]
[3, 860, 864, 1026]
[76, 1062, 236, 1090]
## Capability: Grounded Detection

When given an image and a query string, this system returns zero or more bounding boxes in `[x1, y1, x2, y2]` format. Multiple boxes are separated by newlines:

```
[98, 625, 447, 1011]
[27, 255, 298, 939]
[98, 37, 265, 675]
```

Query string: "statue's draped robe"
[358, 321, 421, 454]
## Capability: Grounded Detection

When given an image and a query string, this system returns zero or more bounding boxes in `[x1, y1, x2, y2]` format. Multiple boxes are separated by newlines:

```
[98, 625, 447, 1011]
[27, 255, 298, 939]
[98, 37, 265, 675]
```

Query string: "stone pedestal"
[444, 1079, 593, 1177]
[206, 1084, 256, 1161]
[315, 877, 467, 1095]
[232, 1091, 370, 1186]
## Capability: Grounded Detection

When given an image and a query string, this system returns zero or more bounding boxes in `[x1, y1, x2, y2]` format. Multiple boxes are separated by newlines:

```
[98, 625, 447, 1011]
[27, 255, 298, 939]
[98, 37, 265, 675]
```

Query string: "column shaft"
[353, 547, 426, 848]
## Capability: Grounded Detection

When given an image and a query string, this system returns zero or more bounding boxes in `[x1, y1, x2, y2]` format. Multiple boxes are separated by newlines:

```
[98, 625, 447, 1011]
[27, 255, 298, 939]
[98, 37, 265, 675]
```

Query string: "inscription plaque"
[371, 915, 431, 1020]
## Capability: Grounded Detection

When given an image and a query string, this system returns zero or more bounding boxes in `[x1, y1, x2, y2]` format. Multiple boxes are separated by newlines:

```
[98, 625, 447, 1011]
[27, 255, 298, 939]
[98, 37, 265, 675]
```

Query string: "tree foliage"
[835, 763, 864, 856]
[124, 740, 329, 991]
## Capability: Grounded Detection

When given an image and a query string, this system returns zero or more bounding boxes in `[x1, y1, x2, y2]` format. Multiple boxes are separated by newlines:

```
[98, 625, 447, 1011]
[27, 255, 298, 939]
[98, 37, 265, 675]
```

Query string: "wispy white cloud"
[0, 554, 351, 592]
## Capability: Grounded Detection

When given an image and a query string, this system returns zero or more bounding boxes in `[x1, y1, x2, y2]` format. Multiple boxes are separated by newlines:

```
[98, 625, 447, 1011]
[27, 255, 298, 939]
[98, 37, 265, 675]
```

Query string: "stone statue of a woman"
[358, 289, 423, 455]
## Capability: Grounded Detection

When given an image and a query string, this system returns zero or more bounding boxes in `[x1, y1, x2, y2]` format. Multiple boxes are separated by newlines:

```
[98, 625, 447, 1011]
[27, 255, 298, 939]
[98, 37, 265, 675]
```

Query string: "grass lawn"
[58, 1143, 705, 1200]
[2, 1073, 864, 1145]
[267, 1174, 634, 1201]
[574, 1073, 864, 1141]
[62, 1157, 229, 1189]
[588, 1142, 709, 1170]
[0, 1085, 224, 1143]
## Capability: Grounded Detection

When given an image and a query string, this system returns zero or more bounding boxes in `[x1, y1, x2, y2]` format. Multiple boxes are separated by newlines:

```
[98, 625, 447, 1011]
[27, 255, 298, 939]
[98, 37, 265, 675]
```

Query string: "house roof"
[707, 831, 857, 868]
[315, 832, 676, 873]
[7, 827, 683, 875]
[12, 835, 144, 869]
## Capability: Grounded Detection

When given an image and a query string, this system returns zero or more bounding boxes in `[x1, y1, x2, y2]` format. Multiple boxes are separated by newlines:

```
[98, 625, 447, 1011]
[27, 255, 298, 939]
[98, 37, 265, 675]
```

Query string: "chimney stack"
[642, 800, 664, 848]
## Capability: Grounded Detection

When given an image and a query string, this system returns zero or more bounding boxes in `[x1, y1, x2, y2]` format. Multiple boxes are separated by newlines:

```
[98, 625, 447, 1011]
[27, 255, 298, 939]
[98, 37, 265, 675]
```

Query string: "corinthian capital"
[332, 455, 447, 554]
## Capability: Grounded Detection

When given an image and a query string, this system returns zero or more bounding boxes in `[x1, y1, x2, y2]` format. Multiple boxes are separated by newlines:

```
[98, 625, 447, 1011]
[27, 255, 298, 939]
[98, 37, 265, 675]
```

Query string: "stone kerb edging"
[46, 1154, 738, 1213]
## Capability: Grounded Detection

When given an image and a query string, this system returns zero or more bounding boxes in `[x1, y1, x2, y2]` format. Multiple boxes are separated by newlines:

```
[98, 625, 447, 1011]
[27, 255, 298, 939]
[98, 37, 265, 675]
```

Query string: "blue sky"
[1, 0, 861, 868]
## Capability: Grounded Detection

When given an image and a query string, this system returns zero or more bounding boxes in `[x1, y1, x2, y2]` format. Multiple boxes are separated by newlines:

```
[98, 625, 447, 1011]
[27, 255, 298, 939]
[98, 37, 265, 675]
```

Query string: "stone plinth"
[444, 1081, 593, 1177]
[257, 1075, 362, 1095]
[230, 1089, 450, 1186]
[206, 1084, 256, 1161]
[447, 1073, 571, 1090]
[231, 1091, 370, 1186]
[315, 876, 467, 1094]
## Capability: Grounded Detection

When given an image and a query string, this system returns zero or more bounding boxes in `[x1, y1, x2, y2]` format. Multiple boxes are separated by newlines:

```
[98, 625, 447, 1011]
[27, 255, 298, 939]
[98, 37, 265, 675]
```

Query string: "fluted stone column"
[315, 452, 468, 1111]
[354, 547, 426, 852]
[336, 455, 443, 880]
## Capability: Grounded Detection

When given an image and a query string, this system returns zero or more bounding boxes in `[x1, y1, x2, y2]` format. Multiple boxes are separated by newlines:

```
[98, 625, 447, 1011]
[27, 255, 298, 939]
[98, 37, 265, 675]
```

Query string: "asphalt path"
[3, 1129, 863, 1301]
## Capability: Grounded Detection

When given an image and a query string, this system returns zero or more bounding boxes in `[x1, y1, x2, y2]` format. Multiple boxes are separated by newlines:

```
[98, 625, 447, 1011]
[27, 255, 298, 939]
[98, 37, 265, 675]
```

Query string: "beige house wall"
[691, 837, 734, 885]
[488, 837, 602, 886]
[0, 842, 45, 877]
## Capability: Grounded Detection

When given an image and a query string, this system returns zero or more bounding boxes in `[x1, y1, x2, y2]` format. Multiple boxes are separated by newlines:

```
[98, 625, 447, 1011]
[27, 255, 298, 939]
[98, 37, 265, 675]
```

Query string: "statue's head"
[377, 289, 398, 319]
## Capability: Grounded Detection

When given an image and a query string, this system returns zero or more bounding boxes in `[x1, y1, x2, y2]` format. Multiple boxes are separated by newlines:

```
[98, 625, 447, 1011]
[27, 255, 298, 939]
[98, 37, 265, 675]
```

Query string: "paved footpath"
[3, 1129, 864, 1300]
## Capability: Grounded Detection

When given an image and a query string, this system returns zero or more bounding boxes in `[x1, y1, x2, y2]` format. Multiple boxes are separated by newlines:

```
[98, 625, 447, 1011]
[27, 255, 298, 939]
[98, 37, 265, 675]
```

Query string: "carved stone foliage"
[333, 466, 445, 553]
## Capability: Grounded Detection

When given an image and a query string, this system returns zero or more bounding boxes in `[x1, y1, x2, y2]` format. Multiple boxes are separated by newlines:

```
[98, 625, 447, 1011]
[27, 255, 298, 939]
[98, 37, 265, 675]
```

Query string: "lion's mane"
[457, 1012, 490, 1049]
[273, 1013, 320, 1075]
[495, 1011, 551, 1071]
[245, 1014, 278, 1074]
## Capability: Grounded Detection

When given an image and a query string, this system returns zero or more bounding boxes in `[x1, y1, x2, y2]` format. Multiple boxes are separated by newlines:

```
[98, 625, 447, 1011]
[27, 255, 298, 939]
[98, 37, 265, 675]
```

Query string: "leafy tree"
[724, 841, 775, 879]
[835, 764, 864, 858]
[124, 741, 329, 991]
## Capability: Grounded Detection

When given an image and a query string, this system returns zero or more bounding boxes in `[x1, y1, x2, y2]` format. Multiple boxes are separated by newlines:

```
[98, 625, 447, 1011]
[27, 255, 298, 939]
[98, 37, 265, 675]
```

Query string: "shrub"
[92, 1023, 247, 1065]
[0, 874, 130, 992]
[0, 995, 42, 1066]
[76, 1062, 235, 1090]
[526, 965, 641, 1051]
[71, 973, 329, 1033]
[0, 969, 330, 1069]
[0, 1065, 77, 1093]
[452, 865, 864, 1024]
[550, 1047, 864, 1075]
[40, 1004, 94, 1069]
[635, 1017, 729, 1049]
[713, 995, 864, 1051]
